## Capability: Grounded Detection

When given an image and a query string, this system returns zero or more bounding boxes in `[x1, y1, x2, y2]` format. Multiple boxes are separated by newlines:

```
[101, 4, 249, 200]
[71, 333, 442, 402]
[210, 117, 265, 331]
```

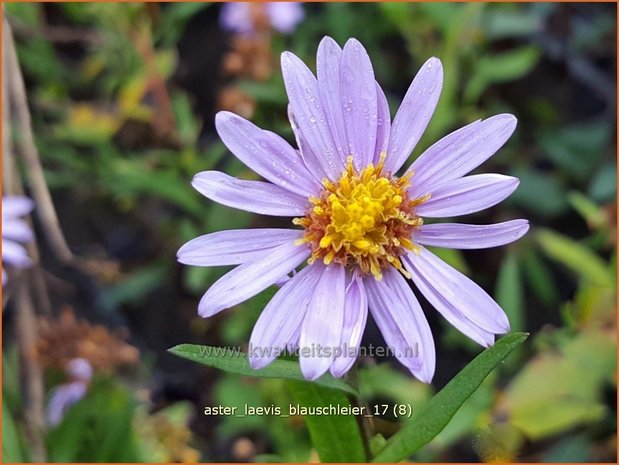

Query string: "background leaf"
[465, 45, 541, 103]
[2, 399, 26, 463]
[536, 229, 613, 287]
[286, 381, 367, 462]
[497, 327, 615, 439]
[372, 332, 529, 462]
[168, 344, 358, 396]
[496, 253, 525, 332]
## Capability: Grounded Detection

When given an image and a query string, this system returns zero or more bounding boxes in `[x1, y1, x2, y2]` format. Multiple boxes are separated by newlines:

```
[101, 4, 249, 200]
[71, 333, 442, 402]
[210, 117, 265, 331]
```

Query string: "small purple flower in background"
[2, 196, 34, 285]
[220, 2, 304, 35]
[46, 358, 93, 427]
[265, 3, 305, 34]
[178, 37, 529, 382]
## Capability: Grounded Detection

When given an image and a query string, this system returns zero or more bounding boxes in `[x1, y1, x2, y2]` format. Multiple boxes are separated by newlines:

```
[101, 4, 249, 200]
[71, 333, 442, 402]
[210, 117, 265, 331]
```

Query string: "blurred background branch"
[5, 18, 74, 264]
[1, 2, 615, 462]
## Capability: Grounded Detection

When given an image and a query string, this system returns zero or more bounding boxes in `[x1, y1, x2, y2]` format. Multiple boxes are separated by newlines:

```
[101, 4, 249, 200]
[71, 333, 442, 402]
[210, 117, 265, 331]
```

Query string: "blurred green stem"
[348, 365, 374, 461]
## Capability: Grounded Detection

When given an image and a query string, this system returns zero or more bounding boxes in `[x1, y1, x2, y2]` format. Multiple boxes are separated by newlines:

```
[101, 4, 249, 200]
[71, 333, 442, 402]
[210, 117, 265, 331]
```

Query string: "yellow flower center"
[294, 153, 430, 280]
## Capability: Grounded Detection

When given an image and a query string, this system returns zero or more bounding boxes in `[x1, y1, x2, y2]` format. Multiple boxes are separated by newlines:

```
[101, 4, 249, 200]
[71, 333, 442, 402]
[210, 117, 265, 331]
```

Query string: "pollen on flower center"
[294, 153, 430, 280]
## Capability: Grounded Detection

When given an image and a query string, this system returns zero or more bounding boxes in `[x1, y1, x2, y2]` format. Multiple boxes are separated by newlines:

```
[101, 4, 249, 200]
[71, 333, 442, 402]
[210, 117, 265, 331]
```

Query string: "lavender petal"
[192, 171, 309, 217]
[385, 57, 443, 174]
[281, 51, 344, 180]
[414, 219, 530, 249]
[316, 36, 348, 166]
[46, 381, 88, 427]
[198, 241, 310, 317]
[330, 273, 368, 378]
[299, 263, 346, 380]
[405, 252, 495, 346]
[2, 196, 34, 218]
[177, 228, 303, 266]
[287, 105, 325, 183]
[340, 39, 377, 170]
[365, 268, 436, 383]
[2, 219, 34, 243]
[374, 83, 391, 164]
[408, 114, 517, 197]
[404, 247, 510, 338]
[2, 239, 32, 268]
[215, 111, 322, 197]
[416, 174, 519, 218]
[249, 264, 322, 369]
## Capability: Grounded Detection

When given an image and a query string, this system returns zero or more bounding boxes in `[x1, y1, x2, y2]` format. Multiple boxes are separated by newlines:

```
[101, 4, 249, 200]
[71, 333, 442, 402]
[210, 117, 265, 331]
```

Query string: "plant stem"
[14, 274, 47, 461]
[348, 365, 374, 461]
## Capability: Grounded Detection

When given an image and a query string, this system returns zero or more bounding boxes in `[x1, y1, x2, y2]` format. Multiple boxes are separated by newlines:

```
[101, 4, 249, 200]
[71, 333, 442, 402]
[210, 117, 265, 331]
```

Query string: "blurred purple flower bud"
[220, 2, 304, 35]
[2, 196, 34, 285]
[46, 358, 92, 427]
[66, 358, 93, 382]
[266, 2, 304, 34]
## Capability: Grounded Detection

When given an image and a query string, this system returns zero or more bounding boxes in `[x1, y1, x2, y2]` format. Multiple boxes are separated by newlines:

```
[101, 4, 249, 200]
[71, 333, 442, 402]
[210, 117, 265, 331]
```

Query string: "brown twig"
[10, 17, 102, 45]
[14, 274, 47, 462]
[2, 28, 52, 315]
[4, 19, 74, 264]
[2, 19, 15, 193]
[2, 18, 49, 461]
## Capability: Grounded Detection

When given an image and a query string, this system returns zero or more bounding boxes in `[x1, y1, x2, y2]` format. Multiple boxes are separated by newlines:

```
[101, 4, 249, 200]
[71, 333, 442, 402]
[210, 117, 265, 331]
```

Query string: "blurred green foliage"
[4, 2, 616, 463]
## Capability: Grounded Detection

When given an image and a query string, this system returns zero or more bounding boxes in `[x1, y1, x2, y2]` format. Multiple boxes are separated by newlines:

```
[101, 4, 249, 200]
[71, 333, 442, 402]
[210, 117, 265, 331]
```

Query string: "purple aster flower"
[220, 2, 304, 35]
[178, 37, 529, 382]
[2, 196, 34, 285]
[46, 358, 92, 427]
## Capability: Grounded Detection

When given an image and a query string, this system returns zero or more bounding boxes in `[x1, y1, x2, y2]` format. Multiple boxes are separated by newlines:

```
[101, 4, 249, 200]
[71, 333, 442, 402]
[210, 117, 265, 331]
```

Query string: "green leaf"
[588, 162, 617, 202]
[543, 434, 592, 462]
[484, 9, 543, 39]
[418, 2, 466, 33]
[378, 3, 415, 31]
[286, 381, 367, 462]
[213, 374, 265, 436]
[168, 344, 358, 396]
[237, 78, 287, 106]
[536, 229, 613, 287]
[47, 378, 142, 462]
[538, 122, 610, 179]
[500, 327, 615, 439]
[100, 262, 168, 312]
[510, 168, 568, 217]
[104, 159, 203, 216]
[465, 45, 541, 103]
[369, 434, 388, 458]
[358, 363, 431, 407]
[495, 253, 524, 332]
[171, 90, 200, 145]
[432, 375, 495, 448]
[6, 2, 42, 27]
[372, 332, 528, 462]
[567, 191, 608, 231]
[2, 398, 25, 463]
[521, 248, 559, 307]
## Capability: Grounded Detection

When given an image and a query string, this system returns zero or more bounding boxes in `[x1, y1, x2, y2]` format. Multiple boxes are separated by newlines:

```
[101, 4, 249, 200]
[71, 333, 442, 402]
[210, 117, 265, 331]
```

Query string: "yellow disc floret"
[294, 153, 430, 280]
